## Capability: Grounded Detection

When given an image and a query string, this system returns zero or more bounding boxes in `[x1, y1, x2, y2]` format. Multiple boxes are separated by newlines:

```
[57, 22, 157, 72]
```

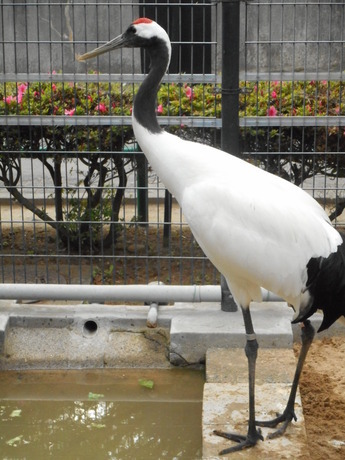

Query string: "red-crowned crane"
[78, 18, 345, 455]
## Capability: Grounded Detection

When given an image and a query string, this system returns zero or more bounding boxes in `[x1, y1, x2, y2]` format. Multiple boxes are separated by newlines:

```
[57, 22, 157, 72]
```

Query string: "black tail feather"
[306, 232, 345, 332]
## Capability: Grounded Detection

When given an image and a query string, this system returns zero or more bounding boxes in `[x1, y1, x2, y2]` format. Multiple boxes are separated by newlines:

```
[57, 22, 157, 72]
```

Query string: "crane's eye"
[127, 25, 136, 36]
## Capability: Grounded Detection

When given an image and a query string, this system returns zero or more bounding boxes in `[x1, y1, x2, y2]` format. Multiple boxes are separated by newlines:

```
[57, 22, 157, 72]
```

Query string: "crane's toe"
[213, 428, 263, 455]
[256, 409, 297, 439]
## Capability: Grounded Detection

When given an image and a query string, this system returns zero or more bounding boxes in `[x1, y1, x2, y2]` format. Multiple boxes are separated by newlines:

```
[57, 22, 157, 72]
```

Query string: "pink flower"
[335, 106, 340, 114]
[95, 103, 107, 113]
[267, 106, 278, 117]
[52, 84, 57, 92]
[3, 95, 16, 104]
[65, 108, 75, 116]
[18, 89, 26, 104]
[271, 90, 277, 99]
[157, 104, 163, 114]
[185, 85, 193, 100]
[18, 83, 27, 94]
[17, 83, 28, 104]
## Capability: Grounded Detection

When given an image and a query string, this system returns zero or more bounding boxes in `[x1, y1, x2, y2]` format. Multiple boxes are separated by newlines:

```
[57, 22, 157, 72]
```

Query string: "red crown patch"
[132, 18, 153, 25]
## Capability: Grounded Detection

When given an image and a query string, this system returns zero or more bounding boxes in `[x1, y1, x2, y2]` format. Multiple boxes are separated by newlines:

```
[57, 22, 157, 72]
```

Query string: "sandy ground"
[297, 332, 345, 459]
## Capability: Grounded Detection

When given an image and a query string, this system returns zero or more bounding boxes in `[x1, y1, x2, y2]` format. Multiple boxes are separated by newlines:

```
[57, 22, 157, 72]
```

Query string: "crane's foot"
[256, 409, 297, 439]
[213, 428, 263, 455]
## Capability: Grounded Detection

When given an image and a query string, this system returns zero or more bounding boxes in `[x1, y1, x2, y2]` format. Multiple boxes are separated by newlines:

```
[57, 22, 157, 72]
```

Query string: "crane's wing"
[180, 147, 341, 302]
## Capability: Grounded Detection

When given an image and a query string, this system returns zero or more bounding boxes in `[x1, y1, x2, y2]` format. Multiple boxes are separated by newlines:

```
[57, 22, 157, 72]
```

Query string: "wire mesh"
[0, 1, 220, 286]
[242, 0, 345, 228]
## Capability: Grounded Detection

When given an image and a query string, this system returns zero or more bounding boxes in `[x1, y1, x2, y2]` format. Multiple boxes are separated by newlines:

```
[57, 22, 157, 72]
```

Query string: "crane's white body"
[133, 121, 342, 315]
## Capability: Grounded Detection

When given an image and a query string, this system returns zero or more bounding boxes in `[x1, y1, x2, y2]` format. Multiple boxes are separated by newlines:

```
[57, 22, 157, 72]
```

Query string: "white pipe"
[147, 302, 159, 328]
[0, 284, 221, 303]
[0, 283, 284, 304]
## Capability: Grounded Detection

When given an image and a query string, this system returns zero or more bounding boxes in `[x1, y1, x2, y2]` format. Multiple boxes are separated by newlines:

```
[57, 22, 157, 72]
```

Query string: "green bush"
[1, 77, 344, 122]
[0, 78, 136, 250]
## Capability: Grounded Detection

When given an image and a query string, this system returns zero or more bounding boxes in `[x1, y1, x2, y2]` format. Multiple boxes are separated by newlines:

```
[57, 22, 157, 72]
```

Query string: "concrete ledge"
[0, 301, 295, 368]
[203, 382, 307, 459]
[203, 346, 308, 459]
[1, 300, 342, 370]
[206, 348, 298, 385]
[170, 302, 293, 365]
[0, 314, 9, 355]
[0, 302, 174, 369]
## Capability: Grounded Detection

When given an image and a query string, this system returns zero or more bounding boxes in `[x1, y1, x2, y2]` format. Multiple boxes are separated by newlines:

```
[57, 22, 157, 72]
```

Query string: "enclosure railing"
[0, 1, 221, 290]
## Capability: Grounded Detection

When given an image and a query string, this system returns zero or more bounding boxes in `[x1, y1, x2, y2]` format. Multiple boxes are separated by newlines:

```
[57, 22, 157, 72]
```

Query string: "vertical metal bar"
[221, 0, 240, 157]
[163, 190, 172, 246]
[220, 0, 240, 311]
[136, 154, 148, 225]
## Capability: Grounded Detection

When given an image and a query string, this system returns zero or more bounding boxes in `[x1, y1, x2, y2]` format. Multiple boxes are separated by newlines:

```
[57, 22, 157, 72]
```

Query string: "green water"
[0, 368, 204, 459]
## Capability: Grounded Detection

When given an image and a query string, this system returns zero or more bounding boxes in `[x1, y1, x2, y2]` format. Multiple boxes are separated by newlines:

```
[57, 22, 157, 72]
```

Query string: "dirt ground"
[296, 331, 345, 459]
[0, 223, 218, 285]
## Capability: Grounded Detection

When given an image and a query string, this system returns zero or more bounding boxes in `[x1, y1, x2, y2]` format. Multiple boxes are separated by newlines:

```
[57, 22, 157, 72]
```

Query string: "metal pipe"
[0, 283, 284, 304]
[0, 284, 222, 303]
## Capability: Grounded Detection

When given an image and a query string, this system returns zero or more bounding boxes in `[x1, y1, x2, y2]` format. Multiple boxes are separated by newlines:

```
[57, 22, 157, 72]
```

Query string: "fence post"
[220, 0, 241, 311]
[221, 0, 241, 156]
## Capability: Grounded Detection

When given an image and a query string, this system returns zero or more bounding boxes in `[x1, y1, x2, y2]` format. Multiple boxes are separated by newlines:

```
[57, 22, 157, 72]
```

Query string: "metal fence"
[0, 1, 345, 290]
[241, 0, 345, 221]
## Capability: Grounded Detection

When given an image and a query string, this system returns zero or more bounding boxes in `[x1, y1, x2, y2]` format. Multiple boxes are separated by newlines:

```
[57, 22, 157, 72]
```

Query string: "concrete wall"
[242, 0, 345, 74]
[0, 0, 140, 74]
[0, 0, 344, 76]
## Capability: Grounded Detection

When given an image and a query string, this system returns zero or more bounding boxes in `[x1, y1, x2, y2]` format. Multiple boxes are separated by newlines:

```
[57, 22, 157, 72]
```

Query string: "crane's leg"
[256, 320, 315, 438]
[213, 306, 264, 454]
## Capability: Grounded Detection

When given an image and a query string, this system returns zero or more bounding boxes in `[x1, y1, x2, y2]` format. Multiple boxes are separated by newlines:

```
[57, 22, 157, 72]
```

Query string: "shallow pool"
[0, 368, 204, 459]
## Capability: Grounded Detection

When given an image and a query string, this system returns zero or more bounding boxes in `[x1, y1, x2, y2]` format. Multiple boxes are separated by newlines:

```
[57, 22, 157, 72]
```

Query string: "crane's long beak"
[77, 33, 125, 61]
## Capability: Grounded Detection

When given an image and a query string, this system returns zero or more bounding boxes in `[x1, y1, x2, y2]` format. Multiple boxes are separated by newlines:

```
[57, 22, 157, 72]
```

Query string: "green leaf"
[90, 423, 106, 429]
[6, 435, 23, 446]
[138, 378, 154, 389]
[88, 392, 104, 400]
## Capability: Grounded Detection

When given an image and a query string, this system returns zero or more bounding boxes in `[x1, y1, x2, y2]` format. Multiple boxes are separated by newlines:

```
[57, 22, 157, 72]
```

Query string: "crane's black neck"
[133, 40, 170, 134]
